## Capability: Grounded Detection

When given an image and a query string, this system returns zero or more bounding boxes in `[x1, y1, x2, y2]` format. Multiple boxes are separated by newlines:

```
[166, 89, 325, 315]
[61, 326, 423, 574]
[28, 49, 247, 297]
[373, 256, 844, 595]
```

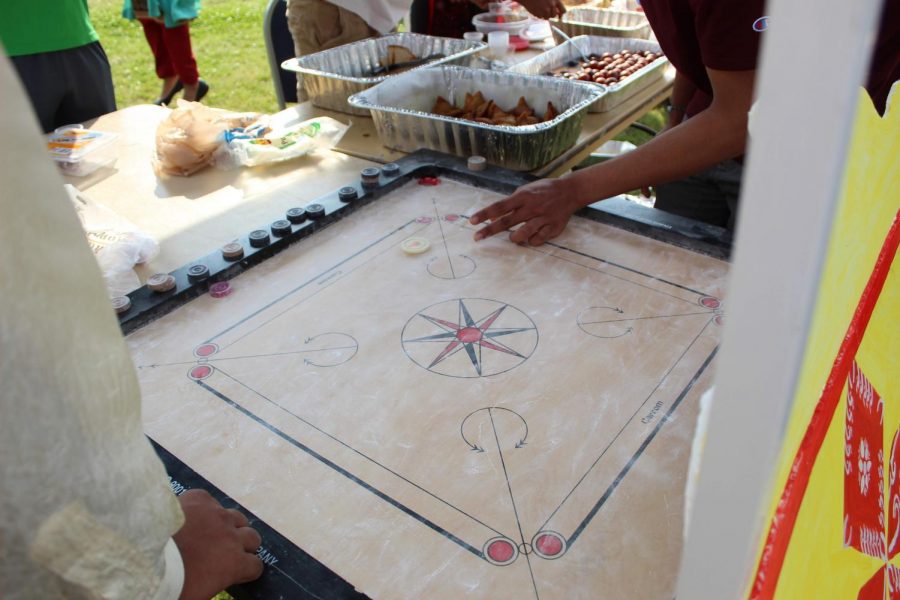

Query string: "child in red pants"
[123, 0, 208, 104]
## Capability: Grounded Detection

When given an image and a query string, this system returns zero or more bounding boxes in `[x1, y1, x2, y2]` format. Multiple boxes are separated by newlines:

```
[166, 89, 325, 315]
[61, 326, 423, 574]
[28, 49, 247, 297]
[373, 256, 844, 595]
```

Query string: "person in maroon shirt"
[640, 0, 764, 229]
[469, 0, 899, 243]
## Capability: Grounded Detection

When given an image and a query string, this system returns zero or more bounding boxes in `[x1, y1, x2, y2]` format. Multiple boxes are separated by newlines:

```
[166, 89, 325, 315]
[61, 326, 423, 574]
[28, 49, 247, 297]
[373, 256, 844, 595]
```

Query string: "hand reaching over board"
[470, 177, 583, 246]
[174, 489, 264, 600]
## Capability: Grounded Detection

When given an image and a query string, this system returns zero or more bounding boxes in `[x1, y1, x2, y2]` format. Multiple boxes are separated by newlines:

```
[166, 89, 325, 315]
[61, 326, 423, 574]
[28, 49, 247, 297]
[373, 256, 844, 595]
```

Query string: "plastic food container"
[509, 35, 668, 112]
[472, 12, 532, 36]
[348, 66, 604, 171]
[47, 125, 118, 177]
[554, 8, 651, 40]
[282, 33, 486, 116]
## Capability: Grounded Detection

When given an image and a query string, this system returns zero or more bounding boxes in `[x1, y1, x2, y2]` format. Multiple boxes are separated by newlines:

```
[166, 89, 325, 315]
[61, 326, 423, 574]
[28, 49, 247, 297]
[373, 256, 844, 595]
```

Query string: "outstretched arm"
[470, 67, 755, 245]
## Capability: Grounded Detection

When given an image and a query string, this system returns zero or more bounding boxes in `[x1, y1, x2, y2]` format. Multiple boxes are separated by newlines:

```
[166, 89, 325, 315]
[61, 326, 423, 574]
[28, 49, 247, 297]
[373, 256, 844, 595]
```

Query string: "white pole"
[675, 0, 886, 597]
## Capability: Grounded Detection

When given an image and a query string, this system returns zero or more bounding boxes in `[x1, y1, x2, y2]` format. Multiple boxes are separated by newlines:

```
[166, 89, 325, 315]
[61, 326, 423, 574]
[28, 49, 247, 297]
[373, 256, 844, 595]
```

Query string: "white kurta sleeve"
[0, 54, 186, 598]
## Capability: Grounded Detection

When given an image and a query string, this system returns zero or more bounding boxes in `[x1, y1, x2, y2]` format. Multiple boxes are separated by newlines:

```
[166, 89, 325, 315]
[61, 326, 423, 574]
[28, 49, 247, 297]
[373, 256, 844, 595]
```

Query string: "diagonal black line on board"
[140, 346, 359, 369]
[205, 219, 421, 346]
[433, 199, 456, 279]
[539, 318, 715, 533]
[206, 345, 358, 362]
[213, 367, 509, 538]
[580, 311, 712, 326]
[544, 241, 714, 298]
[197, 379, 486, 559]
[489, 408, 541, 600]
[526, 245, 692, 306]
[566, 345, 718, 547]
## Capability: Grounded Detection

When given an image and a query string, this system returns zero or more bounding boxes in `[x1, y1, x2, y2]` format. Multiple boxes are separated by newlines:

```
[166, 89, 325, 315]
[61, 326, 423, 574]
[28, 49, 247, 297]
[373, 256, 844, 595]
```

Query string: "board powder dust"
[128, 178, 727, 599]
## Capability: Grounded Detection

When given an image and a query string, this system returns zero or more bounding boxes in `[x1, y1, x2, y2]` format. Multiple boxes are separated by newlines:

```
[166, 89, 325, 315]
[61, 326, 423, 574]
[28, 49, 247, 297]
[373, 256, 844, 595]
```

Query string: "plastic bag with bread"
[153, 100, 259, 176]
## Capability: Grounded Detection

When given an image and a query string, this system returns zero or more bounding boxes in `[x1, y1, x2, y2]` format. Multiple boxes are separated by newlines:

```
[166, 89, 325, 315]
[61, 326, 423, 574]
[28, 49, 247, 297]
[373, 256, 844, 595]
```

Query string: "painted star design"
[405, 300, 535, 376]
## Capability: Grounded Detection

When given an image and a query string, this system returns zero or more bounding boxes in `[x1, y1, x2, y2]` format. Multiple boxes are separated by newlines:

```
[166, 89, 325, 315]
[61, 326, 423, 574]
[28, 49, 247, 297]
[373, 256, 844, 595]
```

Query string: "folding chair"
[263, 0, 299, 109]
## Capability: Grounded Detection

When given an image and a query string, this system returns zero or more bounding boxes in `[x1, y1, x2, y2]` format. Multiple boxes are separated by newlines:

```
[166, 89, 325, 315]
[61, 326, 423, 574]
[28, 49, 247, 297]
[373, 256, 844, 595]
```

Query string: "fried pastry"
[429, 93, 560, 127]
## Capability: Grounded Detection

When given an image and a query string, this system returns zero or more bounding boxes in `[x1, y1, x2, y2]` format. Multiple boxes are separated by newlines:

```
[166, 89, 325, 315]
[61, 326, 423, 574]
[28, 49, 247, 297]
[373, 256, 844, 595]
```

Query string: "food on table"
[472, 12, 530, 35]
[547, 49, 663, 86]
[430, 92, 559, 126]
[383, 45, 417, 65]
[154, 101, 258, 176]
[377, 45, 420, 74]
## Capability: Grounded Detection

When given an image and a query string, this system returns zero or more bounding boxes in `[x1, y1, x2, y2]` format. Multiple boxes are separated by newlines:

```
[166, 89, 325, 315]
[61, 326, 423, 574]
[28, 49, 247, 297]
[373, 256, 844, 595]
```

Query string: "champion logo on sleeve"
[753, 16, 770, 32]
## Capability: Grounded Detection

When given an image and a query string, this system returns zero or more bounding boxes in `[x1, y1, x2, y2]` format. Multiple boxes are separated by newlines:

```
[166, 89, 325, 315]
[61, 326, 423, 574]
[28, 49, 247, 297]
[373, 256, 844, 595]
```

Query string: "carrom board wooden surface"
[128, 177, 727, 599]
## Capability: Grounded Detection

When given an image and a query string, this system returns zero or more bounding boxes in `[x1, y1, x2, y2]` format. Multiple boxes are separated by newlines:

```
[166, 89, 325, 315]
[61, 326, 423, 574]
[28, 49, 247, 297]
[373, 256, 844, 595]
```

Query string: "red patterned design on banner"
[889, 429, 900, 560]
[845, 361, 886, 559]
[857, 565, 885, 600]
[750, 213, 898, 600]
[889, 564, 900, 599]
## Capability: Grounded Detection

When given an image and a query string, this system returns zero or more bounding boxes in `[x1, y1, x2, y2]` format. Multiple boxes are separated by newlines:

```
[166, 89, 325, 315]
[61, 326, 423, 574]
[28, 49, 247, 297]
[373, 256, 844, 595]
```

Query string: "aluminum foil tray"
[510, 35, 667, 112]
[554, 8, 651, 40]
[282, 33, 486, 116]
[347, 66, 604, 171]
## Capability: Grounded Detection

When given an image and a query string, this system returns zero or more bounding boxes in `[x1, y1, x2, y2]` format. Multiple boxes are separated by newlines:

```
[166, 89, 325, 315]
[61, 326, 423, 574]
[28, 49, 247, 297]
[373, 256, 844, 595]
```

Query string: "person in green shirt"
[0, 0, 116, 133]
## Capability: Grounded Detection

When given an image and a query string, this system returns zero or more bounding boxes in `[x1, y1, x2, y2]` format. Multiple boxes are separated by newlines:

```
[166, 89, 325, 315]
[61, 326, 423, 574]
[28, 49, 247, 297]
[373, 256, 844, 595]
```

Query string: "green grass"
[89, 0, 280, 113]
[617, 105, 667, 145]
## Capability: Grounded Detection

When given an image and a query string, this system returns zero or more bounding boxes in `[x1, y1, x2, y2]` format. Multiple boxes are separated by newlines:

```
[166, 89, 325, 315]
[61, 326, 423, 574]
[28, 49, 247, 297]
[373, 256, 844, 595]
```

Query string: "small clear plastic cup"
[487, 30, 510, 59]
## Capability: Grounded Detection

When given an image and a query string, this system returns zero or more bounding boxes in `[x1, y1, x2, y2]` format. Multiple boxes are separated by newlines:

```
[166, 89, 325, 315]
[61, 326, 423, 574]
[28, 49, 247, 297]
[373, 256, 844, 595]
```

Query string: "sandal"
[153, 79, 183, 106]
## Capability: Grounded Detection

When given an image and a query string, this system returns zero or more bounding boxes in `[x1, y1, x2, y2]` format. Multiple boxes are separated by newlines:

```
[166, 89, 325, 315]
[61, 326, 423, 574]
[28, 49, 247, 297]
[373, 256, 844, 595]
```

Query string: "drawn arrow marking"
[300, 332, 359, 367]
[592, 327, 633, 339]
[460, 406, 529, 453]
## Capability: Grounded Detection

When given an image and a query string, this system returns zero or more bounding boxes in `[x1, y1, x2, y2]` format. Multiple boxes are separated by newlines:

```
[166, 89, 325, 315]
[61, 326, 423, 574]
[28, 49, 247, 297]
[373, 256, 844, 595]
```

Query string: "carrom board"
[124, 151, 729, 599]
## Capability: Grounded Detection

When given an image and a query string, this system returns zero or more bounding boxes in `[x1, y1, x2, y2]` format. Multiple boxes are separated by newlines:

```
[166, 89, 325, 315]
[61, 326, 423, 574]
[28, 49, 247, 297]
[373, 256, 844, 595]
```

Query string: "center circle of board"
[401, 237, 430, 254]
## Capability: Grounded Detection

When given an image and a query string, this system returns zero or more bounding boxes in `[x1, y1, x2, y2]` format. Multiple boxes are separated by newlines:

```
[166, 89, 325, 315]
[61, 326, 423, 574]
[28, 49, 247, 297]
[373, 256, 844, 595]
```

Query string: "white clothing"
[330, 0, 410, 35]
[0, 54, 185, 599]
